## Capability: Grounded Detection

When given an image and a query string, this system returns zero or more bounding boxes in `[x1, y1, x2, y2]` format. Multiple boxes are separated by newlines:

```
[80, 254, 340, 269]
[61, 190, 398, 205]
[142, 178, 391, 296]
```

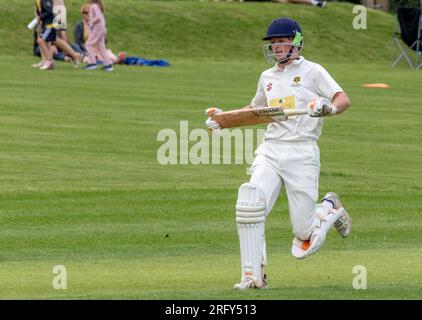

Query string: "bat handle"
[283, 109, 308, 116]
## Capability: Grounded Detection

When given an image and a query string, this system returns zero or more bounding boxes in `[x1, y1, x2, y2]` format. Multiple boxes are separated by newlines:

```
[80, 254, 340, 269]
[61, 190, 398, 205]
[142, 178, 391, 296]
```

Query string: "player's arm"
[307, 65, 351, 117]
[307, 91, 351, 117]
[331, 91, 351, 115]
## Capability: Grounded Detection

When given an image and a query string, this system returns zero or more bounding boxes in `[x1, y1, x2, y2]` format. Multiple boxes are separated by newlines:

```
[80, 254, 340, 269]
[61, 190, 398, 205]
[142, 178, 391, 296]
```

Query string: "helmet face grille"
[262, 41, 304, 64]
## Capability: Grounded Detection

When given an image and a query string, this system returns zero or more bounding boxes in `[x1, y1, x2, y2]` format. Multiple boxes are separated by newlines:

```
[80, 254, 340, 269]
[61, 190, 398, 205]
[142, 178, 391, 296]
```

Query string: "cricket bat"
[211, 106, 308, 129]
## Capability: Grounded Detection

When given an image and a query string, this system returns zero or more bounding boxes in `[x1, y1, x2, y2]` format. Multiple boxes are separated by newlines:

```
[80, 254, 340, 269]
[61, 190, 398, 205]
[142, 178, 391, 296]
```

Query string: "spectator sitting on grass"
[33, 31, 71, 64]
[33, 27, 83, 65]
[71, 3, 90, 55]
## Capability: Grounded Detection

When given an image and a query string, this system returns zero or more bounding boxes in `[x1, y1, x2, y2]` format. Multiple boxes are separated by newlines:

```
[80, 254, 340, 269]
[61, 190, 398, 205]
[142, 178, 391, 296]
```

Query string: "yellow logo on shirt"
[269, 96, 295, 110]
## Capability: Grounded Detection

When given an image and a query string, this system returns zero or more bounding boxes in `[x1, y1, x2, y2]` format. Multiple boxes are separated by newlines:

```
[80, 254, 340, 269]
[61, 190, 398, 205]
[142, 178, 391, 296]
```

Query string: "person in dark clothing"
[34, 0, 57, 70]
[72, 21, 87, 54]
[32, 0, 82, 69]
[71, 3, 90, 55]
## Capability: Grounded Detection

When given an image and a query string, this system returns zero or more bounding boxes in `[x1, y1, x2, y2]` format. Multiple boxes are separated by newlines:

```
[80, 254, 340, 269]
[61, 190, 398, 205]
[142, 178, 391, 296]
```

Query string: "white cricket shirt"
[251, 57, 343, 142]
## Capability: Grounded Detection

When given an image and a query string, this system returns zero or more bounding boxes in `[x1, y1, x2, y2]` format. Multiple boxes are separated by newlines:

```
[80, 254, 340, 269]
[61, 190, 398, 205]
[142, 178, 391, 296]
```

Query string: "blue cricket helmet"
[262, 18, 304, 64]
[263, 18, 303, 42]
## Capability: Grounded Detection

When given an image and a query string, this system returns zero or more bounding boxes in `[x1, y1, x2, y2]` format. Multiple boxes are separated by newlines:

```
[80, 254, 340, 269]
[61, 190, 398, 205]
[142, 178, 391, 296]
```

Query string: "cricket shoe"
[233, 274, 268, 290]
[322, 192, 352, 238]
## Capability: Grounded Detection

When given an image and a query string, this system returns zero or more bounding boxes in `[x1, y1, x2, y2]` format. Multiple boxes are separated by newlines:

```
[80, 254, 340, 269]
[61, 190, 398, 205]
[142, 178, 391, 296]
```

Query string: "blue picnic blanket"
[122, 57, 170, 67]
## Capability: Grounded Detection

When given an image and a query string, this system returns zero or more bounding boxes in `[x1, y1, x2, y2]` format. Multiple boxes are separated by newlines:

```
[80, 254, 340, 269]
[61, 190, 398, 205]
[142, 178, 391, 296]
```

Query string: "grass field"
[0, 1, 422, 300]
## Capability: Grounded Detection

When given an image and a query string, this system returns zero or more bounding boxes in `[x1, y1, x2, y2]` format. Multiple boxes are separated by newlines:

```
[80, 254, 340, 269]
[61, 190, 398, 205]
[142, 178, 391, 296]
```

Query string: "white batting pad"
[315, 205, 345, 235]
[236, 183, 266, 288]
[291, 205, 345, 259]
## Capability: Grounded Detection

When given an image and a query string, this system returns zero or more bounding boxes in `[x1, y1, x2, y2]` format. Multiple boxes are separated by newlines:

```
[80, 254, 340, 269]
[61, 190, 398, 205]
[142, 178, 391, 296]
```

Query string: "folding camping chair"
[392, 7, 422, 70]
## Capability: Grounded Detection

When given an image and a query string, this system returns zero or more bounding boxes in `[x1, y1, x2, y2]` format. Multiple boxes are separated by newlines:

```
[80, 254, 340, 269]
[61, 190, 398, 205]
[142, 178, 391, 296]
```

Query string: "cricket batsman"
[205, 17, 352, 289]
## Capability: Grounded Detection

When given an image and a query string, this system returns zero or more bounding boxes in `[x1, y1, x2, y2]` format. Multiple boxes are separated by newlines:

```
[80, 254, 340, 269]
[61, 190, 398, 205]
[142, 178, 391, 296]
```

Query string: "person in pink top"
[84, 0, 113, 71]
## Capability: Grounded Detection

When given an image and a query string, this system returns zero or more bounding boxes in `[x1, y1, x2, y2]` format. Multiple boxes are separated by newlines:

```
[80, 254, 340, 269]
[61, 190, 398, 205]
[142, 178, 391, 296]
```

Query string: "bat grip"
[284, 109, 308, 116]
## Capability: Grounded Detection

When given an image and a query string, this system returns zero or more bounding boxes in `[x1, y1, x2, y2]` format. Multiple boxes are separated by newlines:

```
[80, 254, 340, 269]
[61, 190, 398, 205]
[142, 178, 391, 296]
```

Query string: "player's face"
[270, 37, 293, 61]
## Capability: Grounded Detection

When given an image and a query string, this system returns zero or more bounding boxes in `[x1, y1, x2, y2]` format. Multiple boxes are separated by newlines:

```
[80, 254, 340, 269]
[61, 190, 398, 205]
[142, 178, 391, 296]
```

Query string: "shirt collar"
[273, 56, 305, 72]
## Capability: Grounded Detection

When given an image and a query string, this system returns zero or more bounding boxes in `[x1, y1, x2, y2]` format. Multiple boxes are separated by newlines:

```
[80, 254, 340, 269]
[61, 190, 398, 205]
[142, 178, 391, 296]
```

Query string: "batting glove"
[205, 107, 223, 135]
[306, 97, 337, 117]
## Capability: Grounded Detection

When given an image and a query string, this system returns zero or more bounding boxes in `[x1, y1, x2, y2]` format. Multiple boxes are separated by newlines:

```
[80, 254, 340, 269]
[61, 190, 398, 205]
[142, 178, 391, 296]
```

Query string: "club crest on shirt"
[291, 76, 302, 87]
[266, 82, 273, 92]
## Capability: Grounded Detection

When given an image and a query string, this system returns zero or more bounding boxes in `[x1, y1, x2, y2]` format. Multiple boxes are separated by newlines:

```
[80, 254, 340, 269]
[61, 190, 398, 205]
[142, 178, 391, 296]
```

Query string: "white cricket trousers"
[249, 140, 320, 240]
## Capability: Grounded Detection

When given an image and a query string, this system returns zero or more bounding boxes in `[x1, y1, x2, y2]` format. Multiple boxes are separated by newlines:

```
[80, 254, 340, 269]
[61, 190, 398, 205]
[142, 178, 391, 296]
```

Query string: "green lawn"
[0, 0, 421, 300]
[0, 54, 421, 299]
